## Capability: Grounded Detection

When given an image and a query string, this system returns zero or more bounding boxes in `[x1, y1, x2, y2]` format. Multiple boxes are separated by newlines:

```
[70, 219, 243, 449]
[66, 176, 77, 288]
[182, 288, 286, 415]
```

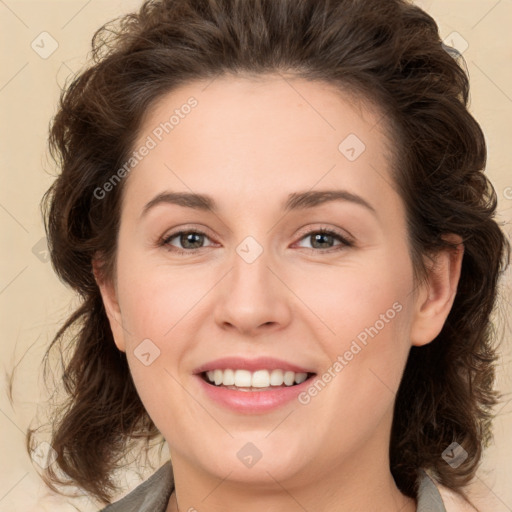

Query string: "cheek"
[116, 260, 209, 342]
[114, 262, 198, 437]
[294, 248, 414, 410]
[113, 256, 217, 424]
[294, 248, 413, 350]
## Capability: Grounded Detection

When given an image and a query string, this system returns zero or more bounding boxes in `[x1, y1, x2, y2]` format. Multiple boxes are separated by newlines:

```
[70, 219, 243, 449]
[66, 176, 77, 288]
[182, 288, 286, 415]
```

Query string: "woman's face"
[98, 74, 449, 490]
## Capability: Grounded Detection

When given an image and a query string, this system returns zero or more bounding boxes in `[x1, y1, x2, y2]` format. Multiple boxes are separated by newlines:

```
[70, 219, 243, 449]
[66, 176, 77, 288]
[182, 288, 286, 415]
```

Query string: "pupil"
[313, 233, 332, 249]
[182, 232, 203, 248]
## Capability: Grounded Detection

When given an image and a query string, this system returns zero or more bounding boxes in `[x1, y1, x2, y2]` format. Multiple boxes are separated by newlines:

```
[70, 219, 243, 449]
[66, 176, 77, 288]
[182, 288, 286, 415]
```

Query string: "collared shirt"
[101, 461, 447, 512]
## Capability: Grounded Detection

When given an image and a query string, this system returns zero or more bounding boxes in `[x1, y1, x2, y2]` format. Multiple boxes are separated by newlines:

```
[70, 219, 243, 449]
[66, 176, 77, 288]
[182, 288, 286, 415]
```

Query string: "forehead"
[123, 73, 398, 216]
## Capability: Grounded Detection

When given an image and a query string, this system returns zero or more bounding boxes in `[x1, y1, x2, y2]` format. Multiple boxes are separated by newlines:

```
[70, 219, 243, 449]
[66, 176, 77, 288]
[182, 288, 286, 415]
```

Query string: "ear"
[410, 235, 464, 347]
[92, 256, 127, 352]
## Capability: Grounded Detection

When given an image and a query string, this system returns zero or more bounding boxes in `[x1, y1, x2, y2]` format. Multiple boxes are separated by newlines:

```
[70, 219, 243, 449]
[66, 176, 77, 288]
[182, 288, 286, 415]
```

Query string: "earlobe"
[410, 236, 464, 347]
[92, 257, 127, 352]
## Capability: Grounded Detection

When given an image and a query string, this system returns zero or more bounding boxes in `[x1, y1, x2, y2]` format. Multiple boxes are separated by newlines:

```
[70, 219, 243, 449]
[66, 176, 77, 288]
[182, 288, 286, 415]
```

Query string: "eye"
[294, 228, 353, 252]
[160, 229, 216, 254]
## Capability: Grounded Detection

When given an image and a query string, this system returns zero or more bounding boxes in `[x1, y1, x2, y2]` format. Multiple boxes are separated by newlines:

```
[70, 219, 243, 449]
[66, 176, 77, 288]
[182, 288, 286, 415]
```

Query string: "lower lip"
[195, 374, 315, 413]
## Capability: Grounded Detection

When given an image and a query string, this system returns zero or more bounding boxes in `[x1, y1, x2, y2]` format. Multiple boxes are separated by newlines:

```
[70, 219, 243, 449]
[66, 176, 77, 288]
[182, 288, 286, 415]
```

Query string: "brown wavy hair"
[29, 0, 510, 506]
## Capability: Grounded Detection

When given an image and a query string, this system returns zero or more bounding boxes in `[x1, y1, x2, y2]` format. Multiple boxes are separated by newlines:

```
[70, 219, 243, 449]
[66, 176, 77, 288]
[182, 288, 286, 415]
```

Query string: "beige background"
[0, 0, 511, 510]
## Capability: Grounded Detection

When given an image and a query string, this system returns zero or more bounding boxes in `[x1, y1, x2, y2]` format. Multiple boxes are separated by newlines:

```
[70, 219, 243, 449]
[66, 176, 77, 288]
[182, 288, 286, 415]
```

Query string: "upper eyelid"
[162, 227, 216, 244]
[294, 225, 354, 244]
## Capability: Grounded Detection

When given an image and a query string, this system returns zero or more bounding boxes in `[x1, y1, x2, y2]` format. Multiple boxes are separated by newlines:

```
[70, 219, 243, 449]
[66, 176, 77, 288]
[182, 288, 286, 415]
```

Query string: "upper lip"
[193, 357, 315, 374]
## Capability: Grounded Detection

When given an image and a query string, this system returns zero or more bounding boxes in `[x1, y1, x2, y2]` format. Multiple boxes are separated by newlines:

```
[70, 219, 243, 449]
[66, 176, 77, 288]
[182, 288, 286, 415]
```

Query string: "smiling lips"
[194, 357, 317, 412]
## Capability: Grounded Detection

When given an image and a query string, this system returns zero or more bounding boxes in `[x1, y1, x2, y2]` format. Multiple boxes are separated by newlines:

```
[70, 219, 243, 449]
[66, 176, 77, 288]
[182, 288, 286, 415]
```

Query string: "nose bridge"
[213, 233, 291, 333]
[230, 235, 277, 307]
[234, 239, 270, 293]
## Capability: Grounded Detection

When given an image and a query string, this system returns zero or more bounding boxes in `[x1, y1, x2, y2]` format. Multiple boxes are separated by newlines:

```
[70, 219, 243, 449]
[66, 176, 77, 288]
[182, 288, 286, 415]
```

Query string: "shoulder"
[436, 483, 479, 512]
[418, 470, 478, 512]
[100, 461, 174, 512]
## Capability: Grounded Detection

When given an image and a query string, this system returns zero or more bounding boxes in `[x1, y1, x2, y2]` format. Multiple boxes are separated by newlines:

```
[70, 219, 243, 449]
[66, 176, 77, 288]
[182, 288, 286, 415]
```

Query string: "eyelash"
[158, 227, 354, 256]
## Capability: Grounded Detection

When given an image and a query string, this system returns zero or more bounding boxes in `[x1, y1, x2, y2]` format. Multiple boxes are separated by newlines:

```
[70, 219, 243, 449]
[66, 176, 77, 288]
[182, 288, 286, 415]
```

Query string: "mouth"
[200, 368, 317, 391]
[193, 357, 317, 412]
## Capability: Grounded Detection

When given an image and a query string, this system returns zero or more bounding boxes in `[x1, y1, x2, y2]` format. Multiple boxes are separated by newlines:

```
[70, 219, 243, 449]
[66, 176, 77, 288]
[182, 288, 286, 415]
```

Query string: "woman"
[31, 0, 509, 510]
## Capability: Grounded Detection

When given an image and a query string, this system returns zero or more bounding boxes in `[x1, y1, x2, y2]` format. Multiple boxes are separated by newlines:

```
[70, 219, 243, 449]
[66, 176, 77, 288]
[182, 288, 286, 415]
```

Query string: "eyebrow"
[141, 189, 377, 217]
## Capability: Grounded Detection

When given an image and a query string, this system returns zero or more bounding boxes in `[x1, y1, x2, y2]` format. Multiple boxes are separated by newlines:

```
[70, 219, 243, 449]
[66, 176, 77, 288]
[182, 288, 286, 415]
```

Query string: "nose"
[213, 243, 293, 337]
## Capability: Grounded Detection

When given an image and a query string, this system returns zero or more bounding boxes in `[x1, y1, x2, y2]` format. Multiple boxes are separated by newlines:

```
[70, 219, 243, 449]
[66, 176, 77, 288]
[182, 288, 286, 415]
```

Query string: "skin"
[96, 74, 463, 512]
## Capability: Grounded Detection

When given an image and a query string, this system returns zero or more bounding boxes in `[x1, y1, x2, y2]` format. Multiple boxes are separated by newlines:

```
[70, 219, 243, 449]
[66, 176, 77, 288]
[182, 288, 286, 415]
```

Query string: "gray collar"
[101, 462, 447, 511]
[416, 469, 448, 512]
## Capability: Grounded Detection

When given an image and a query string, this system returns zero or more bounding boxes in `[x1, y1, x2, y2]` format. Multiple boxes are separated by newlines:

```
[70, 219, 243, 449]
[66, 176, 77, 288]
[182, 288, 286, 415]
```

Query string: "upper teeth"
[205, 369, 308, 388]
